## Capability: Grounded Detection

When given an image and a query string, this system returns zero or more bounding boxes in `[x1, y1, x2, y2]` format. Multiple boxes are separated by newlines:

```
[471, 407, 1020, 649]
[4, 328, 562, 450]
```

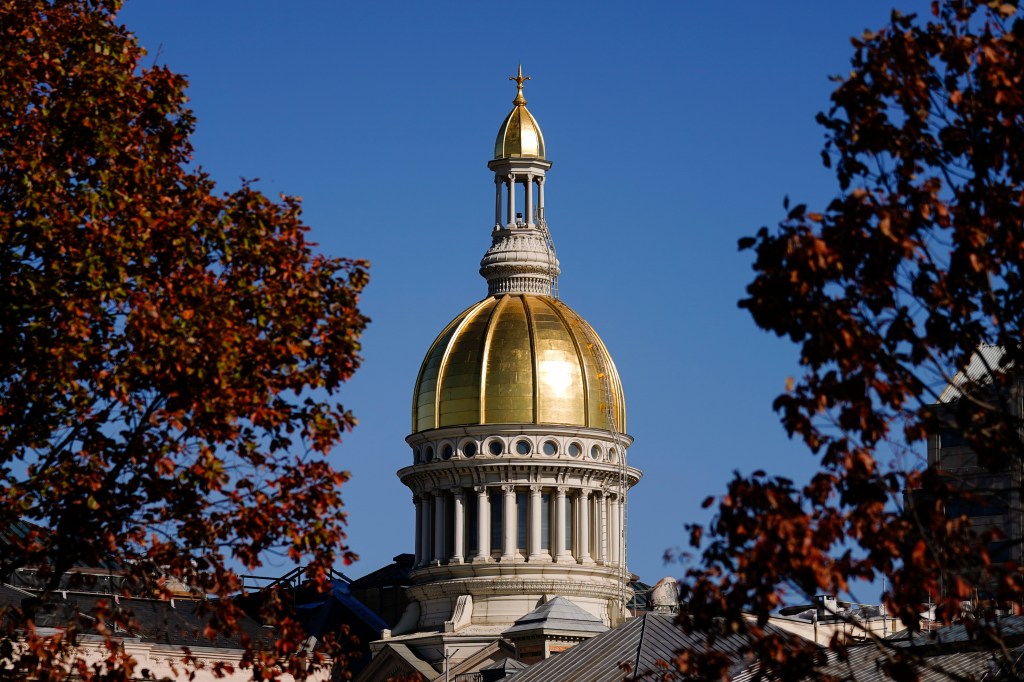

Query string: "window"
[490, 492, 502, 552]
[463, 441, 477, 457]
[568, 442, 581, 457]
[541, 492, 551, 551]
[543, 440, 558, 456]
[516, 492, 527, 550]
[565, 495, 574, 552]
[467, 493, 478, 555]
[489, 440, 503, 456]
[516, 440, 531, 455]
[442, 444, 453, 460]
[946, 495, 1008, 518]
[444, 495, 454, 560]
[590, 444, 602, 460]
[940, 429, 966, 448]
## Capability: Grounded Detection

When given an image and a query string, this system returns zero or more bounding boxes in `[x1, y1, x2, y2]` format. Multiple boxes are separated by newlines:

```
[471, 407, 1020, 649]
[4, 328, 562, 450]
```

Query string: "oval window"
[590, 444, 602, 460]
[568, 442, 581, 457]
[425, 446, 435, 462]
[463, 441, 477, 457]
[516, 440, 531, 455]
[489, 440, 503, 456]
[442, 444, 453, 460]
[543, 441, 558, 456]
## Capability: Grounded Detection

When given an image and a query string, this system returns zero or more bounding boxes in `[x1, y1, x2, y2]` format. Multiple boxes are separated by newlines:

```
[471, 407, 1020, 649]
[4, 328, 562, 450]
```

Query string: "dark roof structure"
[349, 554, 414, 592]
[0, 582, 269, 649]
[480, 656, 527, 681]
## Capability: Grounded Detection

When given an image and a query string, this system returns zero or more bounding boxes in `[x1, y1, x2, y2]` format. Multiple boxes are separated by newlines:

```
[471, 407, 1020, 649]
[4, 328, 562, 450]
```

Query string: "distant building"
[924, 345, 1024, 569]
[1, 563, 320, 681]
[2, 521, 384, 680]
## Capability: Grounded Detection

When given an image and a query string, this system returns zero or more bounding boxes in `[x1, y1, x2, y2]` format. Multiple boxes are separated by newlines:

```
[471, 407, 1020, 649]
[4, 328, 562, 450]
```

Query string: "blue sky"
[118, 0, 932, 600]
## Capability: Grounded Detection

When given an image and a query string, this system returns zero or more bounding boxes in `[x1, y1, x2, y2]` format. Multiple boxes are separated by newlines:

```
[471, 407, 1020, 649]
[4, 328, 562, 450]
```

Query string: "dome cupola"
[494, 65, 546, 160]
[412, 294, 625, 433]
[411, 67, 625, 434]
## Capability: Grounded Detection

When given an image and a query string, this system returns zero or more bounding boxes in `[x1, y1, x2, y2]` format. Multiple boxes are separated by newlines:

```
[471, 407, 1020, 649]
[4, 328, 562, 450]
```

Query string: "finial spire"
[510, 64, 530, 106]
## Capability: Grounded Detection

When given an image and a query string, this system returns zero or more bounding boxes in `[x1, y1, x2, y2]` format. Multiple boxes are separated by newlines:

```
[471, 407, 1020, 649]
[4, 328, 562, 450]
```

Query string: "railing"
[240, 565, 352, 593]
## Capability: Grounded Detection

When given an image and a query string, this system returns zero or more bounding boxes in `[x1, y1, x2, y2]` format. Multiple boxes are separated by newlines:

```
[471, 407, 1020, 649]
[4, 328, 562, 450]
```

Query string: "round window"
[590, 444, 602, 460]
[463, 441, 477, 457]
[488, 440, 503, 456]
[543, 441, 558, 456]
[609, 447, 617, 463]
[442, 444, 453, 460]
[516, 440, 531, 455]
[568, 442, 581, 457]
[425, 446, 434, 462]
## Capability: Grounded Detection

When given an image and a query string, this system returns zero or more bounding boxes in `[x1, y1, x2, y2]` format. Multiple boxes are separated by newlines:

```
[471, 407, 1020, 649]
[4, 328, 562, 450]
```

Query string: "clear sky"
[117, 0, 932, 601]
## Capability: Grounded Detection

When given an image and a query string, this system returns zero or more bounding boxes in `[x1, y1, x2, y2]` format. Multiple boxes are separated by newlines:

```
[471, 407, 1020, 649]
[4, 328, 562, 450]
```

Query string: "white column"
[502, 485, 516, 561]
[413, 495, 423, 566]
[494, 176, 503, 227]
[506, 174, 516, 227]
[610, 491, 618, 565]
[577, 490, 593, 564]
[474, 486, 490, 563]
[597, 490, 608, 565]
[433, 491, 446, 563]
[554, 487, 571, 563]
[452, 488, 465, 564]
[525, 173, 534, 226]
[528, 485, 543, 561]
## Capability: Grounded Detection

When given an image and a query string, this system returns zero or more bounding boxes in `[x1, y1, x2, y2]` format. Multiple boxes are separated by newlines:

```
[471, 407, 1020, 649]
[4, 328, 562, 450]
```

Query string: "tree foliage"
[680, 1, 1024, 679]
[0, 0, 368, 677]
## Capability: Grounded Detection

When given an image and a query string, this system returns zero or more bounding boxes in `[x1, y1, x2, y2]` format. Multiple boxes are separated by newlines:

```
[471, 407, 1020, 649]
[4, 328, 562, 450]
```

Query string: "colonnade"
[494, 173, 546, 228]
[412, 485, 624, 569]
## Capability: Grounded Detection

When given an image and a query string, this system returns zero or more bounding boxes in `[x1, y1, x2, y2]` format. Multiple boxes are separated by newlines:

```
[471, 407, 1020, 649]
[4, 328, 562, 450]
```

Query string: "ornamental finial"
[509, 64, 530, 106]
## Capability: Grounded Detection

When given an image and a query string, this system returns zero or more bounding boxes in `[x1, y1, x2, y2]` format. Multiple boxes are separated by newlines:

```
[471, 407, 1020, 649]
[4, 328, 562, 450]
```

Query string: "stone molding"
[407, 574, 627, 604]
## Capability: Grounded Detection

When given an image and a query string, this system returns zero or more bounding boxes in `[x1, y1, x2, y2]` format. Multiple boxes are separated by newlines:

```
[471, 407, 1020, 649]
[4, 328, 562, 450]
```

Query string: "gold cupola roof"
[411, 294, 625, 433]
[493, 65, 546, 159]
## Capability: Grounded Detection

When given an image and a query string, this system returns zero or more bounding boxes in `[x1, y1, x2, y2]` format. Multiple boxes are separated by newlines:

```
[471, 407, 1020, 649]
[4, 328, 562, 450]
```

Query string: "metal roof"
[511, 612, 766, 682]
[939, 344, 1008, 402]
[732, 642, 1024, 682]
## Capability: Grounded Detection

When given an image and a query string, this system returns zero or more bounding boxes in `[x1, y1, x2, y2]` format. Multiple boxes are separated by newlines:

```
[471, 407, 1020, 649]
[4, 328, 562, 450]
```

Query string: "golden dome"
[412, 294, 625, 433]
[493, 66, 546, 159]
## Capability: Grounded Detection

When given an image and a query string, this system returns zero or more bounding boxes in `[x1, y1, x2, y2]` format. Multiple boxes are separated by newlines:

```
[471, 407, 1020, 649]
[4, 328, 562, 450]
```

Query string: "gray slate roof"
[504, 596, 608, 637]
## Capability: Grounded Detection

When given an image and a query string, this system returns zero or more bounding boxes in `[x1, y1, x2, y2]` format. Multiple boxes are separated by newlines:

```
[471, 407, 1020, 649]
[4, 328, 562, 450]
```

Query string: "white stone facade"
[399, 424, 639, 630]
